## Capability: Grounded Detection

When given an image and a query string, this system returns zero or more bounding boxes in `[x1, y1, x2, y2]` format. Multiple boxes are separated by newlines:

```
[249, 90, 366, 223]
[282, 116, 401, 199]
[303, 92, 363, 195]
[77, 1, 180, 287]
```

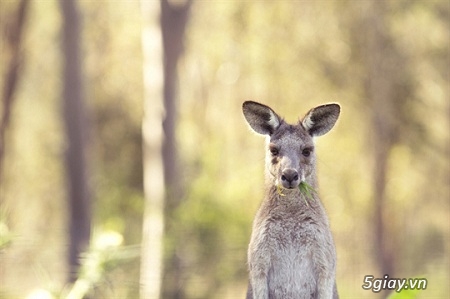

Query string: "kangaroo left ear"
[302, 104, 340, 137]
[242, 101, 282, 136]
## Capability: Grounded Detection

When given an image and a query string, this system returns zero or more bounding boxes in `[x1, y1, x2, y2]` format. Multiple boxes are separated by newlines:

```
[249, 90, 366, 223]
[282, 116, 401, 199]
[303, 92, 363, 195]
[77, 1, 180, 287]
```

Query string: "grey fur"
[242, 101, 340, 299]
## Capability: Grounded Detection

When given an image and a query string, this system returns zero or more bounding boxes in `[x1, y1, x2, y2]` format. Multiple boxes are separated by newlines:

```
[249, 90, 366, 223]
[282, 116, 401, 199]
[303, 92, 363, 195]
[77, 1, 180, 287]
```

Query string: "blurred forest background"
[0, 0, 449, 299]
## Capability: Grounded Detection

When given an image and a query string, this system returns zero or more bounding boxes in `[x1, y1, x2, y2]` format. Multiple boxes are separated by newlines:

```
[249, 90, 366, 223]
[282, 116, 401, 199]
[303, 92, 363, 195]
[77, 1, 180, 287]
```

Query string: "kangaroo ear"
[242, 101, 281, 136]
[302, 103, 340, 137]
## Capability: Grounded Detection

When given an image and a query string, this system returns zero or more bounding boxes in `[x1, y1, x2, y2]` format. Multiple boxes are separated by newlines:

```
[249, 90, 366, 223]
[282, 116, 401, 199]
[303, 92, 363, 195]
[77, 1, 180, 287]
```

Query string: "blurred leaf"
[387, 288, 420, 299]
[64, 231, 140, 299]
[0, 221, 13, 251]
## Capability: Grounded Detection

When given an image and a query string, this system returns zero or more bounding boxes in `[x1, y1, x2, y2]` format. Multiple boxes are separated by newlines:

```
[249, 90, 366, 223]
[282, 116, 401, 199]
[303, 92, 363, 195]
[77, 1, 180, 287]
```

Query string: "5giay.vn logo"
[362, 275, 427, 293]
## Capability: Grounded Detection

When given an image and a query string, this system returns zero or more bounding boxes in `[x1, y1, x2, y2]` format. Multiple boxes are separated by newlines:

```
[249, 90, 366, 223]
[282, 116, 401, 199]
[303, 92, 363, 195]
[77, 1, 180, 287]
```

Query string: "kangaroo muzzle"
[280, 168, 300, 189]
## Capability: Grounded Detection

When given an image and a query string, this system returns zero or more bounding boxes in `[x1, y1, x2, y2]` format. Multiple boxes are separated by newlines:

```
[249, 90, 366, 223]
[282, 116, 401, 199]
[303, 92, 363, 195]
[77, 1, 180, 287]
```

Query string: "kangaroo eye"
[302, 148, 312, 157]
[269, 146, 279, 156]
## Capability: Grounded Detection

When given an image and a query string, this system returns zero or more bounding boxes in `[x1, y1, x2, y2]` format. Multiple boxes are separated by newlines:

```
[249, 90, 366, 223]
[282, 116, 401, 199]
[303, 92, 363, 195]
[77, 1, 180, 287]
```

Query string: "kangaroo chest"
[259, 206, 325, 262]
[249, 202, 332, 297]
[256, 198, 328, 248]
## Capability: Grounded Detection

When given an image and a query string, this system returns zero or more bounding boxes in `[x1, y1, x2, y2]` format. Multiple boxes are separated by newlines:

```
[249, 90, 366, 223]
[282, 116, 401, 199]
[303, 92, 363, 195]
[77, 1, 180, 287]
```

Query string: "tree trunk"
[0, 0, 29, 191]
[160, 0, 191, 207]
[160, 1, 192, 298]
[59, 0, 91, 283]
[365, 0, 397, 281]
[140, 1, 192, 298]
[140, 1, 165, 298]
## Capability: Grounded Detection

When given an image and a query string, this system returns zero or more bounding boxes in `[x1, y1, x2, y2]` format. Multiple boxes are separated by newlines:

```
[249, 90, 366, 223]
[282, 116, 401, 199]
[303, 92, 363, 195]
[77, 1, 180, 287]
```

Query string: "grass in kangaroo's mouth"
[276, 182, 317, 207]
[276, 185, 286, 196]
[298, 181, 316, 206]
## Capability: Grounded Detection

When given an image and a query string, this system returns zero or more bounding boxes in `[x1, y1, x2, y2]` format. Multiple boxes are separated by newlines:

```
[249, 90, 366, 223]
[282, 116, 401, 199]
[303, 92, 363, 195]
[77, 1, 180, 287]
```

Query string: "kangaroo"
[242, 101, 340, 299]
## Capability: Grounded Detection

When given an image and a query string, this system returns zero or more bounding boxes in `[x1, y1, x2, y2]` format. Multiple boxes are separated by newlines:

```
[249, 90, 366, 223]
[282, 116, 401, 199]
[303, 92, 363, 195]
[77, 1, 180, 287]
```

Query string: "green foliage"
[387, 288, 421, 299]
[63, 231, 140, 299]
[0, 220, 13, 251]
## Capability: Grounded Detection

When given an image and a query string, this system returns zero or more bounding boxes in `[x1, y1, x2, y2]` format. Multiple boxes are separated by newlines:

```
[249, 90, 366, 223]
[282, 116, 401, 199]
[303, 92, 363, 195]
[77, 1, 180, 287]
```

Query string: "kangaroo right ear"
[302, 103, 340, 137]
[242, 101, 281, 136]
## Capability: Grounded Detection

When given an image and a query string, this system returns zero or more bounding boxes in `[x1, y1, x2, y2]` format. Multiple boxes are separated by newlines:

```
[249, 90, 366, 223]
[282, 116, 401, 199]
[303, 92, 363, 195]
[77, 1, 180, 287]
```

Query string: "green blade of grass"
[299, 181, 317, 206]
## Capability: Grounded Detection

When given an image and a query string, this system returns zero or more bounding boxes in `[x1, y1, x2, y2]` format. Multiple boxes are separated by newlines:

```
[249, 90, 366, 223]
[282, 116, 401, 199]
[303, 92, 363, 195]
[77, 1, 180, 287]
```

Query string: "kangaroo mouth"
[279, 181, 300, 189]
[287, 184, 300, 189]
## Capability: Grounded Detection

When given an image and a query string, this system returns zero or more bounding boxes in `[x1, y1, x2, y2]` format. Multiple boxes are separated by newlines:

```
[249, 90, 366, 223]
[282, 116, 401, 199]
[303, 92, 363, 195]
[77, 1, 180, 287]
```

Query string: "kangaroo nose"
[281, 169, 299, 184]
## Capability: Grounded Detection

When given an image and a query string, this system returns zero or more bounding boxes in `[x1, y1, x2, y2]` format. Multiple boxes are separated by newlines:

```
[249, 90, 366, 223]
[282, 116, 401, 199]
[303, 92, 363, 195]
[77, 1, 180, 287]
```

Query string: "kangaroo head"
[242, 101, 340, 189]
